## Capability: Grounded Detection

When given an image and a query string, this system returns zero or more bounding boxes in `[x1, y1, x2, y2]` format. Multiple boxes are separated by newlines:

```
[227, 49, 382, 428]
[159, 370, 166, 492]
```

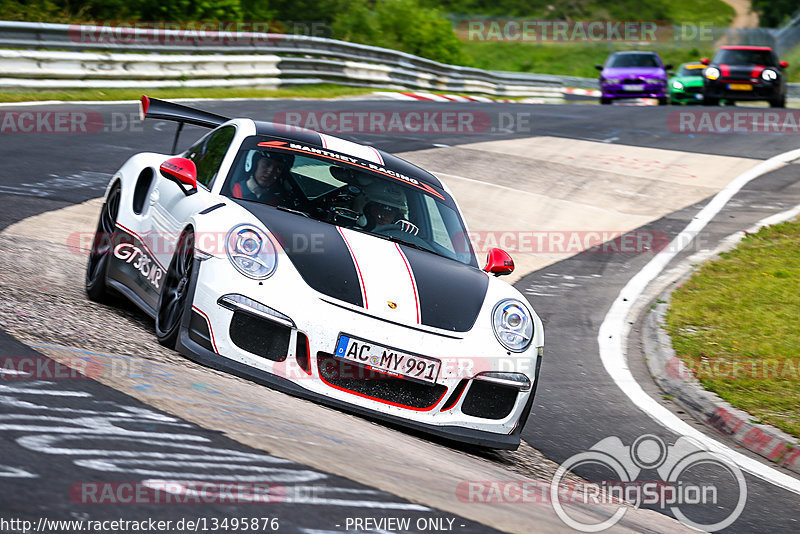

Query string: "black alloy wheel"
[155, 229, 195, 348]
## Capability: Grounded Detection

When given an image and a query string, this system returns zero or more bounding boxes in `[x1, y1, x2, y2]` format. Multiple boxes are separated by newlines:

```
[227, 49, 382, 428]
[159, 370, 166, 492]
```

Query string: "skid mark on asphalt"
[524, 273, 602, 298]
[0, 171, 109, 198]
[0, 379, 429, 512]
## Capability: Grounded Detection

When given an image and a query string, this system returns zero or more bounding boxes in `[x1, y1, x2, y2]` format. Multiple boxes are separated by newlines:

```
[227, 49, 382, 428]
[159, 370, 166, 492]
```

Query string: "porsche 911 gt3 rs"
[85, 96, 544, 449]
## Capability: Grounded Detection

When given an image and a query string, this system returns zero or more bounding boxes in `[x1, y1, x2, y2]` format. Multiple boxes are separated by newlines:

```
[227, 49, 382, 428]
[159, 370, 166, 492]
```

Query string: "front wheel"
[770, 95, 786, 108]
[155, 229, 195, 348]
[85, 183, 120, 302]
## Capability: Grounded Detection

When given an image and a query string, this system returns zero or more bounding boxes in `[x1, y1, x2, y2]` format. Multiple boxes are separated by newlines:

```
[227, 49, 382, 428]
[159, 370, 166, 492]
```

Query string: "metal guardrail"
[0, 20, 563, 97]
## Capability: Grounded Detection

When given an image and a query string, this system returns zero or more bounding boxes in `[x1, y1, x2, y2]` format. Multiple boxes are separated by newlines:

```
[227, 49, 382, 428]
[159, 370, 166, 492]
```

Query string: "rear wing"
[139, 95, 231, 153]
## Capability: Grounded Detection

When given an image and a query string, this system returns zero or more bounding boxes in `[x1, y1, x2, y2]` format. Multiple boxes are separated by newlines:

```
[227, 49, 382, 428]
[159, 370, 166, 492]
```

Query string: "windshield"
[714, 49, 776, 66]
[607, 53, 660, 68]
[222, 137, 477, 267]
[677, 64, 705, 77]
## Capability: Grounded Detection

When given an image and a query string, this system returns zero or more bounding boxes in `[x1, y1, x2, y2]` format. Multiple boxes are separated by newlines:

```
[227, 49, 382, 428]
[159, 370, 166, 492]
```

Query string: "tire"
[85, 182, 120, 302]
[703, 96, 719, 106]
[658, 97, 668, 106]
[600, 97, 612, 105]
[770, 95, 786, 108]
[155, 229, 195, 348]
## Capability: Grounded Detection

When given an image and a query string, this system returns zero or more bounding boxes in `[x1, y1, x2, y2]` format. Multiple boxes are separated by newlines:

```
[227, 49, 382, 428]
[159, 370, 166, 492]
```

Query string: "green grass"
[462, 41, 715, 80]
[666, 219, 800, 438]
[666, 0, 735, 26]
[0, 84, 377, 103]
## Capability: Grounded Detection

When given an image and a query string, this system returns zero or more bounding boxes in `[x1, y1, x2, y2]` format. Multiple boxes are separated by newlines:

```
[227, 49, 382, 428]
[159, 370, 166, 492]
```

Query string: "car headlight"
[672, 81, 684, 90]
[762, 69, 778, 81]
[705, 67, 720, 80]
[645, 78, 664, 84]
[225, 224, 277, 279]
[492, 299, 533, 352]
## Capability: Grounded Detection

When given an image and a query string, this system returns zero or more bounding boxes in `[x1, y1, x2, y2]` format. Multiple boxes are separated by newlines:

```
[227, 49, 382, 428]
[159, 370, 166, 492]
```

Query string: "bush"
[332, 0, 464, 64]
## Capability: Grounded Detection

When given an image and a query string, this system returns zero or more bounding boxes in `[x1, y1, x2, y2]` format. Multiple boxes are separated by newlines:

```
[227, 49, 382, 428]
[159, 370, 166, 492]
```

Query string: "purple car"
[596, 51, 672, 105]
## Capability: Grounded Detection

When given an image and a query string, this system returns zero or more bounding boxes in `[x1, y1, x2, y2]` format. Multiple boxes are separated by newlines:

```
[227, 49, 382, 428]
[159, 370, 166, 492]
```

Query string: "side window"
[185, 125, 236, 188]
[423, 194, 456, 254]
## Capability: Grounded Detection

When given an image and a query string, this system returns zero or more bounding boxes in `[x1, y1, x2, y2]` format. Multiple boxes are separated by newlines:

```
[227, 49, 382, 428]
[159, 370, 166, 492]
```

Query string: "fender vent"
[229, 311, 290, 362]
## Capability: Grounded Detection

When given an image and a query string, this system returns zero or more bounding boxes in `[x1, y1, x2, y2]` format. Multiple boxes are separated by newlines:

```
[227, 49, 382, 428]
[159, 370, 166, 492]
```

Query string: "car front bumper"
[179, 254, 544, 449]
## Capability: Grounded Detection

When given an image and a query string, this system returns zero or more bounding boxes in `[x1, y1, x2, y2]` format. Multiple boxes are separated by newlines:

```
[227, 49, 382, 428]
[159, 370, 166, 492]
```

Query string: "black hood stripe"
[233, 200, 364, 308]
[400, 245, 488, 332]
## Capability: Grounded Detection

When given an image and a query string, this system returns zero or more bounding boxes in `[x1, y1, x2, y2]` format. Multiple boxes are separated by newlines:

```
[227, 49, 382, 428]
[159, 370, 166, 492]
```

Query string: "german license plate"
[334, 334, 440, 384]
[623, 84, 644, 91]
[728, 83, 752, 91]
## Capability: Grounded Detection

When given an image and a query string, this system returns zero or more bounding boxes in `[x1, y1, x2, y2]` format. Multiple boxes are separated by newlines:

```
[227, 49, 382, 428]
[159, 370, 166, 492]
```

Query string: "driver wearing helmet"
[233, 151, 295, 205]
[359, 181, 418, 235]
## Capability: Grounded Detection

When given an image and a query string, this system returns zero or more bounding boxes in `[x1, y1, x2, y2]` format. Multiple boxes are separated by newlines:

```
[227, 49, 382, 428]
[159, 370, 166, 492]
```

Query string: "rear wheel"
[85, 183, 120, 302]
[155, 229, 195, 348]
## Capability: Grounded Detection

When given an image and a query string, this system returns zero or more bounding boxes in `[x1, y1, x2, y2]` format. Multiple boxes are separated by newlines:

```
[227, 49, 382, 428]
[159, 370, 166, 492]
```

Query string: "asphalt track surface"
[1, 99, 800, 532]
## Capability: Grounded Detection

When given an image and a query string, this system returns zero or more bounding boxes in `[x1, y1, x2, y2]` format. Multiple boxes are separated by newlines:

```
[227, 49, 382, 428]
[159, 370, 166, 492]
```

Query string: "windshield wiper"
[276, 205, 310, 218]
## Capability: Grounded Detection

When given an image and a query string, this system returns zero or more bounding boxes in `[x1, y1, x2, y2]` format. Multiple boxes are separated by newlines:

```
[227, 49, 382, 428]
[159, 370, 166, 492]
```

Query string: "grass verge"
[462, 41, 716, 80]
[0, 84, 377, 103]
[666, 218, 800, 438]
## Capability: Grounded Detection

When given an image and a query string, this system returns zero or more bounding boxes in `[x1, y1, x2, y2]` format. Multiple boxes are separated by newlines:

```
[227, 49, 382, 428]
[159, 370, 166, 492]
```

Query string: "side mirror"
[700, 57, 710, 65]
[484, 248, 514, 277]
[594, 64, 604, 71]
[780, 60, 789, 68]
[160, 157, 197, 196]
[664, 64, 673, 70]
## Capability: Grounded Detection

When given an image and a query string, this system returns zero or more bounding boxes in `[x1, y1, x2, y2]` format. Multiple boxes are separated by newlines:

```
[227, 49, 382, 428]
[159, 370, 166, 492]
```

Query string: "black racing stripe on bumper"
[234, 201, 364, 308]
[400, 245, 488, 332]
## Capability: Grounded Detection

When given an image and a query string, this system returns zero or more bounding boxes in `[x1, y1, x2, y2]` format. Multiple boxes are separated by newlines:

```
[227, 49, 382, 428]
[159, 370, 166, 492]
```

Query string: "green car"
[669, 62, 706, 104]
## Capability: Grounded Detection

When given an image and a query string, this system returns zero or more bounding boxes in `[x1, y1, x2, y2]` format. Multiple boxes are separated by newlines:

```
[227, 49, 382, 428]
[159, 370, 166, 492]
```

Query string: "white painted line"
[0, 368, 30, 376]
[598, 147, 800, 494]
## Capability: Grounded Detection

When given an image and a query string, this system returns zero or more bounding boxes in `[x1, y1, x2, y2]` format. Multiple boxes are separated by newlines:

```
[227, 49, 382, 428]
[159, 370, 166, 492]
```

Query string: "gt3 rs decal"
[113, 224, 166, 291]
[113, 242, 164, 289]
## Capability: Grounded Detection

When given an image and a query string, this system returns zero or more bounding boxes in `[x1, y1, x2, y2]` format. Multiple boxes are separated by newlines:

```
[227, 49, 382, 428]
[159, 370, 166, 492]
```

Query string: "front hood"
[235, 200, 489, 332]
[603, 67, 665, 79]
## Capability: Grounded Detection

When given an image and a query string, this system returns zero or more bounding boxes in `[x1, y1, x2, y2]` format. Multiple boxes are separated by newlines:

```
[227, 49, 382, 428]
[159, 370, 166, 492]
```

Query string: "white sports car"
[85, 96, 544, 449]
